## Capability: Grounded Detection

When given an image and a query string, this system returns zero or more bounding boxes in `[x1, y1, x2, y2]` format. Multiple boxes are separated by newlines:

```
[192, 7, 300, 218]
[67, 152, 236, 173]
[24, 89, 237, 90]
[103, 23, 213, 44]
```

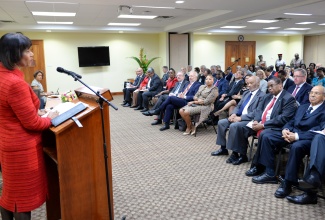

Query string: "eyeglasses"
[308, 91, 324, 96]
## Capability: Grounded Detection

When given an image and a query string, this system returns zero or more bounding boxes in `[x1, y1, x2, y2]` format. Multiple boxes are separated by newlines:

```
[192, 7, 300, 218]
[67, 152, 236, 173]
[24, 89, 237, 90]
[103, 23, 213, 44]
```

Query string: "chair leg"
[275, 150, 282, 177]
[248, 136, 256, 161]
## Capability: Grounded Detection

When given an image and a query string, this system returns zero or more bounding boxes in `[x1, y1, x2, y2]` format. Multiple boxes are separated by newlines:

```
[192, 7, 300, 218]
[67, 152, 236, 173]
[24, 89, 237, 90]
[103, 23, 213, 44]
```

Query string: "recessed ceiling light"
[284, 28, 310, 30]
[176, 1, 185, 3]
[46, 30, 51, 32]
[263, 27, 280, 29]
[32, 12, 76, 16]
[248, 19, 279, 23]
[208, 33, 212, 35]
[284, 13, 312, 16]
[296, 22, 316, 25]
[118, 14, 157, 19]
[108, 23, 141, 26]
[133, 5, 175, 9]
[37, 21, 73, 24]
[220, 26, 246, 29]
[319, 23, 325, 25]
[119, 31, 124, 33]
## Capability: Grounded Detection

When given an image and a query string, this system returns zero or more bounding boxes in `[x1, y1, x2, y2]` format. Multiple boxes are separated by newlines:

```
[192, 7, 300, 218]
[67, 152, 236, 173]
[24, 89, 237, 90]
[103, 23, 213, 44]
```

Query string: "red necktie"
[257, 97, 277, 136]
[291, 86, 300, 97]
[214, 80, 219, 87]
[182, 83, 192, 95]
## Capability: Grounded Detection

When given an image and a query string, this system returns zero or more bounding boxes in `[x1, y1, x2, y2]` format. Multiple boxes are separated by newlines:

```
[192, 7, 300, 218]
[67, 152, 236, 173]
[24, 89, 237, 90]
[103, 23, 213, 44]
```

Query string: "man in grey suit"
[211, 76, 265, 165]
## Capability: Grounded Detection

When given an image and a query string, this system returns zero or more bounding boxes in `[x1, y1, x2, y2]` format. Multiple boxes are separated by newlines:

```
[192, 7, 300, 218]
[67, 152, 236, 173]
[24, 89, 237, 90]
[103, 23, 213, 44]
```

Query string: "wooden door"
[21, 40, 47, 91]
[225, 41, 256, 73]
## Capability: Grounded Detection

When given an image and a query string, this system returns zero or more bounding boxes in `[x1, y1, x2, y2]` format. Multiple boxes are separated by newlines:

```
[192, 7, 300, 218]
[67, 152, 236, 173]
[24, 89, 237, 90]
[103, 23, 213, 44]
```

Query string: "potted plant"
[129, 48, 159, 73]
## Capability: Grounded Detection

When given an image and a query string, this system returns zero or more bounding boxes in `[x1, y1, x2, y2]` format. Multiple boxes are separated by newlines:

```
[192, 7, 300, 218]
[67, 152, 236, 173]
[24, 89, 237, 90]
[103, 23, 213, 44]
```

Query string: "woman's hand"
[38, 109, 47, 116]
[188, 101, 193, 106]
[47, 110, 59, 120]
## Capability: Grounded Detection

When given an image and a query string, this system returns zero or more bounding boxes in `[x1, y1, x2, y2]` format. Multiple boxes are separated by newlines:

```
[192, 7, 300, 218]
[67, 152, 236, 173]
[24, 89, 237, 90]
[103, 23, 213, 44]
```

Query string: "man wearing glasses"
[287, 68, 312, 105]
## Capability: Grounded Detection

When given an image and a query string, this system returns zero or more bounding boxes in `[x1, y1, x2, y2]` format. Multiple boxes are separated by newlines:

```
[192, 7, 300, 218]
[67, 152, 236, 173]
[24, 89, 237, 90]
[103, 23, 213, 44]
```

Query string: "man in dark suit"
[122, 68, 145, 107]
[135, 67, 163, 111]
[148, 71, 201, 131]
[250, 86, 325, 199]
[287, 129, 325, 204]
[265, 67, 274, 81]
[214, 71, 229, 99]
[224, 67, 233, 82]
[287, 68, 312, 105]
[142, 71, 188, 117]
[211, 76, 265, 165]
[278, 69, 294, 91]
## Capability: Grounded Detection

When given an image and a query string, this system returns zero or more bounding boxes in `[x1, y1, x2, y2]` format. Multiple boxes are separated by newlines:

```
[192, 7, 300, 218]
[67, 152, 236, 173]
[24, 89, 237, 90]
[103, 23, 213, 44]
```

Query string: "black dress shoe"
[286, 192, 317, 205]
[148, 109, 160, 115]
[232, 155, 248, 165]
[134, 106, 143, 110]
[274, 180, 292, 198]
[130, 105, 138, 108]
[121, 101, 127, 106]
[159, 124, 170, 131]
[211, 148, 229, 156]
[123, 103, 131, 107]
[226, 153, 239, 163]
[300, 171, 322, 190]
[151, 120, 162, 125]
[252, 172, 278, 184]
[245, 166, 264, 177]
[142, 111, 151, 116]
[140, 108, 149, 112]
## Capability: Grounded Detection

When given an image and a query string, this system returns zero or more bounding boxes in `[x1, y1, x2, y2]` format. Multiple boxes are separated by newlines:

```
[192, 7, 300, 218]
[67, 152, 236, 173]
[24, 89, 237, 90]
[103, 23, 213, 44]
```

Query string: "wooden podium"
[42, 86, 114, 220]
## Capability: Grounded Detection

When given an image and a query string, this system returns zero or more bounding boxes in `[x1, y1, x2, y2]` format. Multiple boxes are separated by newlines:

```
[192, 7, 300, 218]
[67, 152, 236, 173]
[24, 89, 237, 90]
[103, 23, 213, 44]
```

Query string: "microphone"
[236, 58, 241, 62]
[56, 67, 82, 79]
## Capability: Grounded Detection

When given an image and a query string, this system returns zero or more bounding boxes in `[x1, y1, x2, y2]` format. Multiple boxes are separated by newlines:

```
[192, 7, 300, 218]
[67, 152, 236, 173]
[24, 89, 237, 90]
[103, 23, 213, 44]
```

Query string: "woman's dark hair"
[0, 32, 32, 70]
[194, 67, 200, 74]
[33, 70, 43, 78]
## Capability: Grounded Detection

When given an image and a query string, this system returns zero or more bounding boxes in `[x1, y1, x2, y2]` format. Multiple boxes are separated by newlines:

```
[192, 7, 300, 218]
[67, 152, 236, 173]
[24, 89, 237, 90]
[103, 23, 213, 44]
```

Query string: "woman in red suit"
[0, 33, 58, 219]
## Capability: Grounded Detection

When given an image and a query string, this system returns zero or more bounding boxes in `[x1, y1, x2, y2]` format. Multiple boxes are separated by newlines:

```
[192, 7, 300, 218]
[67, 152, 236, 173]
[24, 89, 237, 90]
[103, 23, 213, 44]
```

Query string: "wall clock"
[238, 35, 244, 42]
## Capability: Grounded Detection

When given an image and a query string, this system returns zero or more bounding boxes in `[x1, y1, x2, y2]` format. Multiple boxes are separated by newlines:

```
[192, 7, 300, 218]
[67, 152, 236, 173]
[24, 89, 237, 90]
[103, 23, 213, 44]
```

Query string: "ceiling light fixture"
[133, 5, 175, 9]
[284, 13, 312, 16]
[37, 21, 73, 24]
[248, 19, 279, 23]
[220, 26, 246, 29]
[319, 23, 325, 25]
[263, 27, 280, 29]
[176, 1, 185, 3]
[118, 14, 157, 19]
[108, 23, 141, 26]
[32, 12, 76, 16]
[296, 22, 316, 25]
[284, 27, 310, 30]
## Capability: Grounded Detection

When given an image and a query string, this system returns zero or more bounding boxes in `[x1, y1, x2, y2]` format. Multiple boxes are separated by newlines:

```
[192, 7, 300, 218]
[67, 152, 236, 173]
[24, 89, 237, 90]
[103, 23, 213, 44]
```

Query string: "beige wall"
[304, 35, 325, 66]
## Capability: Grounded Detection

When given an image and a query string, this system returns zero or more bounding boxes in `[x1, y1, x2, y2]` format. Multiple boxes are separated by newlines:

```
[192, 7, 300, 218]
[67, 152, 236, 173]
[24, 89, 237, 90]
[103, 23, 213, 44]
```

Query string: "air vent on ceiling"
[274, 17, 292, 21]
[155, 16, 175, 20]
[0, 20, 15, 23]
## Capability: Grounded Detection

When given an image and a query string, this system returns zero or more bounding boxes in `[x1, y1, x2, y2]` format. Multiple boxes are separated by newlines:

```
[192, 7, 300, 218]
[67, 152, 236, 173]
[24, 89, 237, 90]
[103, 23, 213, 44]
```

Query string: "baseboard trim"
[111, 92, 123, 96]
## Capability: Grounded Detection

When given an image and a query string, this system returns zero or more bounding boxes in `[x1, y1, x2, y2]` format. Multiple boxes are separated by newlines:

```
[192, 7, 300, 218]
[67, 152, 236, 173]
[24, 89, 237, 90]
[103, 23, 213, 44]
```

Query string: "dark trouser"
[152, 95, 169, 110]
[309, 134, 325, 178]
[136, 91, 144, 107]
[160, 96, 187, 124]
[142, 91, 157, 109]
[0, 207, 31, 220]
[123, 87, 137, 104]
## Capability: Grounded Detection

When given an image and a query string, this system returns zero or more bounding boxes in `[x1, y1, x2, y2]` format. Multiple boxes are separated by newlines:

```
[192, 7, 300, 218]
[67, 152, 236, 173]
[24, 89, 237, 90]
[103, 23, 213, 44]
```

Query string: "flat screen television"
[78, 46, 110, 67]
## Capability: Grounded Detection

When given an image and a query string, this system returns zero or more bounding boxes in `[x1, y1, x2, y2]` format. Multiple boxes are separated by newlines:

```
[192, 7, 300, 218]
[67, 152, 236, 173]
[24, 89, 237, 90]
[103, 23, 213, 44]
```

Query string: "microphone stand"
[68, 73, 118, 220]
[226, 58, 241, 70]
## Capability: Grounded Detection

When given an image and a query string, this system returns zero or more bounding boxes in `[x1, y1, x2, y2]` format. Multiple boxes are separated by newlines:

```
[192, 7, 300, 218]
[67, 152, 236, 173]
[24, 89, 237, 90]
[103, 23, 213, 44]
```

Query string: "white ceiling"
[0, 0, 325, 35]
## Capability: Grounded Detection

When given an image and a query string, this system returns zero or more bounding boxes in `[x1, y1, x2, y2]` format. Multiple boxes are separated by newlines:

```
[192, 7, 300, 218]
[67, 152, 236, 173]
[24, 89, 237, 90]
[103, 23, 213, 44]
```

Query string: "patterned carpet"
[1, 95, 324, 219]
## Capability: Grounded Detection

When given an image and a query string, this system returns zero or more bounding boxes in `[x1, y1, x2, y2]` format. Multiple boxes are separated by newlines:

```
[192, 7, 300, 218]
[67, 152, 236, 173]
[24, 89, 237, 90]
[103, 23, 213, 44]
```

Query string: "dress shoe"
[245, 166, 264, 177]
[121, 101, 127, 106]
[226, 153, 239, 163]
[134, 106, 143, 110]
[159, 124, 170, 131]
[286, 192, 317, 205]
[151, 120, 162, 125]
[211, 148, 229, 156]
[130, 105, 137, 108]
[274, 180, 292, 198]
[183, 128, 192, 135]
[252, 172, 278, 184]
[123, 103, 131, 107]
[300, 171, 322, 190]
[148, 109, 160, 115]
[232, 155, 248, 165]
[140, 108, 149, 112]
[190, 127, 197, 135]
[142, 111, 151, 116]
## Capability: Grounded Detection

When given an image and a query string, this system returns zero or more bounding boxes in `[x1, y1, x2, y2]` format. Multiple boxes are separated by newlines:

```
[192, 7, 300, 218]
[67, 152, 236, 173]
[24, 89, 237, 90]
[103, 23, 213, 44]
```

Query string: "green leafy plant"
[129, 48, 160, 73]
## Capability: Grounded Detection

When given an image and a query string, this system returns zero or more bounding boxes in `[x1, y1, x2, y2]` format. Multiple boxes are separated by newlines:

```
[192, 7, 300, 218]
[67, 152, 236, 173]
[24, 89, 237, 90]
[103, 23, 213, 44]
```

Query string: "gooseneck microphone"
[56, 67, 82, 79]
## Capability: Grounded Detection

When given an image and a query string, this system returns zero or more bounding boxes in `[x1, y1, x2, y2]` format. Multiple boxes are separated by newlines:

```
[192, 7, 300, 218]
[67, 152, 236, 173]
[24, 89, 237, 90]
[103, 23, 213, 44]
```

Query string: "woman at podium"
[0, 33, 58, 220]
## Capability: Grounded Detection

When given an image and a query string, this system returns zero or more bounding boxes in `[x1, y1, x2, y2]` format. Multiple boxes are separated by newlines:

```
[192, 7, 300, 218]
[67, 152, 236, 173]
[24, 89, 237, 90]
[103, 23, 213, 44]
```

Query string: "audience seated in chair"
[210, 76, 265, 165]
[147, 71, 200, 131]
[255, 69, 268, 93]
[248, 86, 324, 201]
[130, 72, 149, 108]
[312, 67, 325, 87]
[122, 68, 145, 107]
[287, 130, 325, 205]
[287, 68, 312, 106]
[278, 69, 294, 91]
[31, 70, 53, 109]
[179, 74, 218, 136]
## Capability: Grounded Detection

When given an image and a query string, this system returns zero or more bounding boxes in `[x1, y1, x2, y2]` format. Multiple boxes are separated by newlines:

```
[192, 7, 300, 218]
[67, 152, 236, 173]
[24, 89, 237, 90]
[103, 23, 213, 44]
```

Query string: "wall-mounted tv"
[78, 46, 110, 67]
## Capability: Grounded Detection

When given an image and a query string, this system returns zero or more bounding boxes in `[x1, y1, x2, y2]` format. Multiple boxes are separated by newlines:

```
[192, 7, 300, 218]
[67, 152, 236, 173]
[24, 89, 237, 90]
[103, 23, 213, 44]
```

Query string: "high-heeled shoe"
[190, 127, 196, 135]
[214, 110, 222, 117]
[183, 128, 192, 135]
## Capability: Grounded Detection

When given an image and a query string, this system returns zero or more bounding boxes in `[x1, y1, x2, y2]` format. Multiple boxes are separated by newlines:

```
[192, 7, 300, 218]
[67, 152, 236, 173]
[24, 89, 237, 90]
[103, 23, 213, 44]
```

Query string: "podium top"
[75, 86, 113, 101]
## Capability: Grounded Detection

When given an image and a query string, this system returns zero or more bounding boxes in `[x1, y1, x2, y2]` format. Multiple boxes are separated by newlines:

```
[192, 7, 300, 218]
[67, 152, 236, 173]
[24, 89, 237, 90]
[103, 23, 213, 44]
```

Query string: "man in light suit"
[250, 86, 325, 197]
[287, 68, 312, 105]
[287, 129, 325, 204]
[142, 71, 188, 117]
[148, 71, 201, 131]
[211, 76, 265, 165]
[135, 67, 163, 111]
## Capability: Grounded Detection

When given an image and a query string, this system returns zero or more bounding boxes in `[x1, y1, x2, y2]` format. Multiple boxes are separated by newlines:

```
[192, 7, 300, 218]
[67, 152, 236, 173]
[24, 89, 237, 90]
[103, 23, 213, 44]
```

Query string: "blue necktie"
[174, 83, 181, 93]
[236, 93, 252, 116]
[305, 107, 313, 116]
